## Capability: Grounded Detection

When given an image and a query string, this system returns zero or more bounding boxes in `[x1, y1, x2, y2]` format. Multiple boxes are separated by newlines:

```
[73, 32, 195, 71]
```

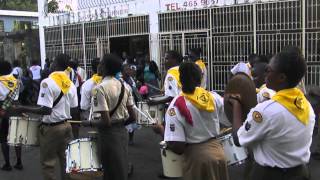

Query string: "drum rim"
[9, 116, 41, 122]
[69, 138, 94, 144]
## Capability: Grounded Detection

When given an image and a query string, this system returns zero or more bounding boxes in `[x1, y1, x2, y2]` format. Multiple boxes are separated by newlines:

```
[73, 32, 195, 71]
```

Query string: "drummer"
[14, 54, 78, 180]
[188, 48, 208, 89]
[80, 58, 102, 120]
[252, 55, 275, 103]
[82, 54, 136, 180]
[0, 61, 23, 171]
[148, 50, 183, 105]
[228, 47, 315, 180]
[164, 62, 229, 180]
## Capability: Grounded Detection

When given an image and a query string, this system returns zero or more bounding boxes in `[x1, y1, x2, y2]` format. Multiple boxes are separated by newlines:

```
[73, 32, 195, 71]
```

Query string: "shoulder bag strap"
[110, 82, 125, 117]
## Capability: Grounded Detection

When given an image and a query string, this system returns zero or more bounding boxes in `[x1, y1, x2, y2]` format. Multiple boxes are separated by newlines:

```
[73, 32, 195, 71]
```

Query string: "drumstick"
[67, 120, 82, 124]
[133, 106, 155, 124]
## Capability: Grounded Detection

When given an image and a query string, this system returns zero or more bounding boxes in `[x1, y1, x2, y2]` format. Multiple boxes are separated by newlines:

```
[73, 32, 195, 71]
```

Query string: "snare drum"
[66, 138, 103, 177]
[7, 116, 40, 146]
[159, 141, 184, 178]
[136, 102, 164, 126]
[218, 133, 248, 166]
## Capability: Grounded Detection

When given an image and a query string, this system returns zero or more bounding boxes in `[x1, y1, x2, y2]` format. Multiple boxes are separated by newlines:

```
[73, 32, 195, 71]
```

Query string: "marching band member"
[148, 50, 183, 105]
[15, 54, 78, 180]
[228, 48, 315, 180]
[164, 62, 229, 180]
[0, 61, 23, 171]
[188, 48, 208, 89]
[252, 55, 275, 103]
[82, 54, 136, 180]
[80, 58, 102, 120]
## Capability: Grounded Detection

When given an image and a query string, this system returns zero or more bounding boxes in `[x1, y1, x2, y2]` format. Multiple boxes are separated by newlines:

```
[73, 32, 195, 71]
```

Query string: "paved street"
[0, 127, 319, 180]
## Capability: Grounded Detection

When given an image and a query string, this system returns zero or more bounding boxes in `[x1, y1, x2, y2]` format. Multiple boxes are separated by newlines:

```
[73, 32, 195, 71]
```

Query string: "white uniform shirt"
[164, 92, 227, 144]
[80, 78, 97, 111]
[11, 67, 23, 80]
[230, 62, 251, 77]
[257, 86, 276, 103]
[29, 65, 42, 80]
[37, 75, 78, 123]
[164, 67, 181, 98]
[237, 100, 315, 168]
[0, 75, 19, 101]
[77, 67, 87, 81]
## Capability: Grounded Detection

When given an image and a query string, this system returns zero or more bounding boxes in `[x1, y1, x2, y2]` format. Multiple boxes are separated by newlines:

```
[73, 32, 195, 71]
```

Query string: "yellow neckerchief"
[256, 84, 266, 93]
[91, 74, 102, 84]
[195, 59, 206, 71]
[167, 66, 182, 88]
[49, 71, 72, 94]
[272, 88, 310, 125]
[0, 75, 17, 91]
[65, 66, 72, 73]
[181, 87, 215, 112]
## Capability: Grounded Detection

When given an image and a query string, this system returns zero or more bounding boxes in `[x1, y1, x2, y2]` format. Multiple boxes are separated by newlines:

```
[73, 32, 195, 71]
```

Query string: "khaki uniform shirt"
[92, 76, 134, 123]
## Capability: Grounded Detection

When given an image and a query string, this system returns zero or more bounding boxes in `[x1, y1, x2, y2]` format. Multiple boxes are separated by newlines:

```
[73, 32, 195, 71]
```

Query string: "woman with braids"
[163, 62, 229, 180]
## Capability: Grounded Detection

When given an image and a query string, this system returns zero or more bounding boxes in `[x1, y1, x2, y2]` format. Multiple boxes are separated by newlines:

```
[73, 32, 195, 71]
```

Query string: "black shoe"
[14, 163, 23, 170]
[128, 163, 134, 177]
[128, 139, 134, 146]
[311, 152, 320, 160]
[1, 164, 12, 171]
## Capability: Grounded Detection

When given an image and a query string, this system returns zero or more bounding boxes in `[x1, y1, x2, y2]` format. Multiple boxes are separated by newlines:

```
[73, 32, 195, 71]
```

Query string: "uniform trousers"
[183, 139, 229, 180]
[39, 121, 73, 180]
[249, 162, 310, 180]
[98, 123, 128, 180]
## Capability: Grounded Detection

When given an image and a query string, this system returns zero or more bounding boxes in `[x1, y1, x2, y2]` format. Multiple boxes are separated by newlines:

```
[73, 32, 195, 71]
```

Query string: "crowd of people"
[0, 45, 319, 180]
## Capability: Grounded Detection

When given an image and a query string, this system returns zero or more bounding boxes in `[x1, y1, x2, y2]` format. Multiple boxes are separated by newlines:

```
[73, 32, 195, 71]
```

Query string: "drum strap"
[53, 91, 64, 108]
[110, 82, 125, 117]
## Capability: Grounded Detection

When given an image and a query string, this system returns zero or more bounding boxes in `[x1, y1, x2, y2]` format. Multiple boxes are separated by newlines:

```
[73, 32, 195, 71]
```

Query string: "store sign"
[160, 0, 269, 11]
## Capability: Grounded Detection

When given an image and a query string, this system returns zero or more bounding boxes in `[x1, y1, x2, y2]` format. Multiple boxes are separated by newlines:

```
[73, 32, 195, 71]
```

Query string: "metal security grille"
[306, 0, 320, 29]
[63, 23, 83, 45]
[108, 15, 149, 37]
[212, 5, 253, 33]
[256, 33, 302, 55]
[158, 0, 320, 92]
[256, 0, 301, 31]
[159, 9, 210, 32]
[84, 20, 109, 43]
[44, 26, 62, 46]
[64, 44, 84, 60]
[45, 45, 63, 60]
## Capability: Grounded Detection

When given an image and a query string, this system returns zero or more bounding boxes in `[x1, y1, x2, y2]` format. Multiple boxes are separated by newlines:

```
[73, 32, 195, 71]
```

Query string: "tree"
[48, 0, 59, 13]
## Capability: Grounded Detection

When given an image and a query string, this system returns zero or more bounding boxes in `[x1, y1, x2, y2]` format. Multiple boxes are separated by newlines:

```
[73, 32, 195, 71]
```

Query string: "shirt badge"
[8, 81, 14, 88]
[170, 123, 175, 132]
[262, 92, 270, 99]
[41, 93, 45, 98]
[168, 77, 173, 81]
[252, 111, 263, 123]
[294, 96, 304, 110]
[168, 108, 176, 116]
[42, 82, 48, 88]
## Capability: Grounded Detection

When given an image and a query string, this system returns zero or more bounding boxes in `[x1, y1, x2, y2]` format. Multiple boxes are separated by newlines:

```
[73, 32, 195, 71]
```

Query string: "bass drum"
[224, 72, 257, 123]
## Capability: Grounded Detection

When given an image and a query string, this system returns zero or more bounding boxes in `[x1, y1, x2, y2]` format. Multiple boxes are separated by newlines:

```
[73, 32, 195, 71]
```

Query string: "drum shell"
[159, 141, 184, 178]
[136, 102, 164, 126]
[224, 73, 257, 123]
[66, 138, 103, 177]
[7, 116, 40, 146]
[218, 134, 248, 166]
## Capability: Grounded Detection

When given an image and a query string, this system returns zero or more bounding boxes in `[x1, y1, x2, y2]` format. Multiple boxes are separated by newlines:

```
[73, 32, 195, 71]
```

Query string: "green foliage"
[0, 0, 38, 12]
[48, 0, 59, 13]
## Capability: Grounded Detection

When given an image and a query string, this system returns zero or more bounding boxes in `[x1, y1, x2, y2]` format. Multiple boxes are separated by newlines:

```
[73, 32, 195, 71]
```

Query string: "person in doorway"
[82, 54, 136, 180]
[14, 54, 78, 180]
[228, 47, 315, 180]
[142, 55, 161, 97]
[164, 62, 229, 180]
[188, 48, 208, 89]
[29, 60, 42, 103]
[0, 61, 23, 171]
